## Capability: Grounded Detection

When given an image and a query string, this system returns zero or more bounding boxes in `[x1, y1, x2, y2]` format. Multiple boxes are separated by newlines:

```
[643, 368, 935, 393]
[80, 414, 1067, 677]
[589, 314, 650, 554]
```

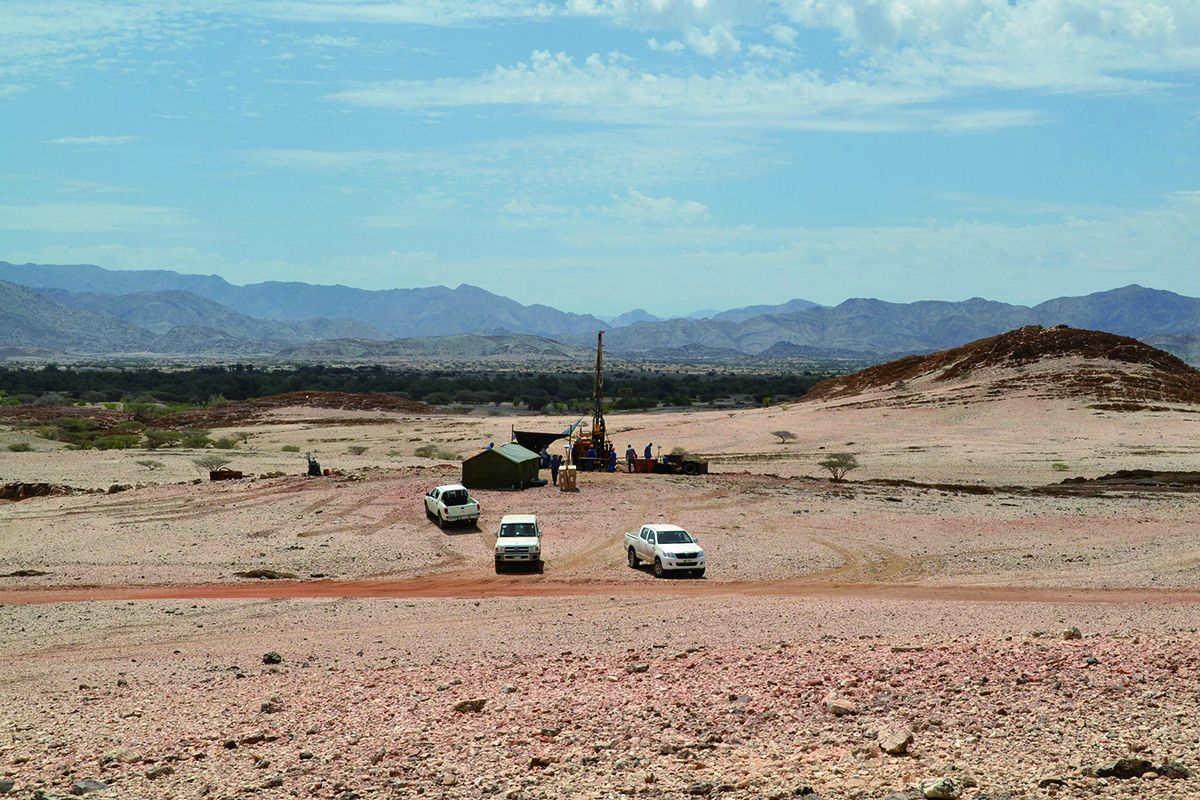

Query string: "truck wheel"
[683, 461, 699, 475]
[535, 560, 544, 574]
[653, 558, 665, 578]
[627, 548, 640, 568]
[692, 569, 706, 578]
[494, 560, 504, 574]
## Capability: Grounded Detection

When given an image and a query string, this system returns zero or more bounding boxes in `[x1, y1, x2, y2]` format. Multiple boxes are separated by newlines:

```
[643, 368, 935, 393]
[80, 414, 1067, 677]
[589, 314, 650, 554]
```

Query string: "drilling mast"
[591, 331, 607, 456]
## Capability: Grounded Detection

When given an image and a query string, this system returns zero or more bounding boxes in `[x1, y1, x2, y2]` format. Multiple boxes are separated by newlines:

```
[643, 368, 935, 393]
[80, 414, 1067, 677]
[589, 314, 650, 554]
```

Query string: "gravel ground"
[3, 390, 1200, 800]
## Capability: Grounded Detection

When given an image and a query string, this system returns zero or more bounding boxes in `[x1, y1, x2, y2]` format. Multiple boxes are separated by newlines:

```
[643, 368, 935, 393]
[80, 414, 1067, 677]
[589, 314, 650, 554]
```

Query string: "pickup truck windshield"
[499, 523, 537, 538]
[656, 530, 693, 544]
[441, 490, 470, 507]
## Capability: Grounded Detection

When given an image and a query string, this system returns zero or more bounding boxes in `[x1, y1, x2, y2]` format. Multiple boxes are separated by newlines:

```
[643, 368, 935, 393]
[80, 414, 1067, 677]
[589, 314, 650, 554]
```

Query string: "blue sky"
[2, 1, 1199, 317]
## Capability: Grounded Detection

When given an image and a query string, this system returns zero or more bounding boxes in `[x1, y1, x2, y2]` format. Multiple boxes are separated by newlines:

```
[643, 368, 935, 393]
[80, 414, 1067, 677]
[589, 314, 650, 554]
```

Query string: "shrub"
[414, 444, 460, 461]
[115, 421, 146, 432]
[35, 426, 61, 441]
[95, 435, 140, 450]
[281, 445, 300, 453]
[670, 446, 688, 456]
[52, 417, 98, 433]
[193, 455, 231, 473]
[233, 432, 251, 444]
[1051, 462, 1070, 472]
[213, 437, 238, 450]
[347, 446, 369, 455]
[7, 442, 32, 452]
[181, 435, 214, 449]
[144, 429, 184, 450]
[818, 452, 859, 482]
[136, 459, 165, 471]
[771, 430, 797, 444]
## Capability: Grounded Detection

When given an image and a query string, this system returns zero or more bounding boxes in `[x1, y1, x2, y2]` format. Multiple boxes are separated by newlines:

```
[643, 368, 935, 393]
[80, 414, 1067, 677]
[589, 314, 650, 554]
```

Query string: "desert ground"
[2, 368, 1199, 800]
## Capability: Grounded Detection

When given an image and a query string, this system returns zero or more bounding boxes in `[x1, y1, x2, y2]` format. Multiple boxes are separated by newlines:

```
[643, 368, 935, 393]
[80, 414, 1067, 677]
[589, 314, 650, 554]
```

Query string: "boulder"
[879, 727, 914, 756]
[821, 692, 857, 716]
[454, 698, 487, 713]
[921, 777, 960, 799]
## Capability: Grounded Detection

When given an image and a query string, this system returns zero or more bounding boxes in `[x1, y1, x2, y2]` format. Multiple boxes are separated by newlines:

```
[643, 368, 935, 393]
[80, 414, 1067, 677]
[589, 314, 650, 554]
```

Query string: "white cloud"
[683, 24, 742, 57]
[0, 203, 195, 232]
[327, 49, 1049, 133]
[309, 34, 360, 47]
[247, 129, 768, 188]
[647, 37, 685, 53]
[596, 189, 711, 225]
[768, 22, 797, 45]
[49, 134, 139, 145]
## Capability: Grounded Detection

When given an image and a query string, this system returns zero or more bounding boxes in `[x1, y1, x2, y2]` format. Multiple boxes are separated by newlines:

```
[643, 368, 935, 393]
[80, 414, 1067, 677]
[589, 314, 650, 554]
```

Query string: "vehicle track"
[2, 578, 1199, 606]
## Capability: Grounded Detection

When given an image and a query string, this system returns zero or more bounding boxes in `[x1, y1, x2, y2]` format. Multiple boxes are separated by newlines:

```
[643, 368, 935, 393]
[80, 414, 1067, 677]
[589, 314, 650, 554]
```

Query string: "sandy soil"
[2, 391, 1199, 799]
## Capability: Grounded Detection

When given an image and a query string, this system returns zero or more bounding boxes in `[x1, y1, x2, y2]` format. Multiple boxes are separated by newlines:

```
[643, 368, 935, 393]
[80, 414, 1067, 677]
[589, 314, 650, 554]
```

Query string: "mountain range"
[3, 261, 1200, 365]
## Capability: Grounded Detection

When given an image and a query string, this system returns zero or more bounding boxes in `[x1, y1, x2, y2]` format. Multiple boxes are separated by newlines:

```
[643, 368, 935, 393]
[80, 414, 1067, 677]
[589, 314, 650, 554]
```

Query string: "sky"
[2, 1, 1200, 318]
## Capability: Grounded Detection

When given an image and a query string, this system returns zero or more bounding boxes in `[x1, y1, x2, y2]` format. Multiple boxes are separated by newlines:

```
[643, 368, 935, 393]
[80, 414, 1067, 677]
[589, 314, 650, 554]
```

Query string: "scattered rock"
[224, 739, 238, 749]
[299, 751, 314, 760]
[1063, 627, 1082, 640]
[1085, 655, 1100, 666]
[254, 757, 271, 769]
[239, 732, 279, 746]
[1095, 758, 1153, 779]
[454, 698, 487, 713]
[1037, 776, 1066, 788]
[261, 695, 284, 713]
[0, 569, 50, 578]
[0, 780, 14, 795]
[921, 777, 960, 799]
[145, 765, 174, 780]
[261, 776, 284, 789]
[821, 692, 857, 716]
[70, 780, 108, 796]
[99, 747, 141, 765]
[878, 726, 914, 756]
[233, 569, 298, 580]
[0, 482, 72, 502]
[1156, 762, 1192, 779]
[626, 663, 649, 674]
[262, 652, 283, 664]
[685, 781, 714, 795]
[528, 755, 556, 768]
[500, 684, 517, 693]
[369, 748, 386, 765]
[792, 784, 816, 796]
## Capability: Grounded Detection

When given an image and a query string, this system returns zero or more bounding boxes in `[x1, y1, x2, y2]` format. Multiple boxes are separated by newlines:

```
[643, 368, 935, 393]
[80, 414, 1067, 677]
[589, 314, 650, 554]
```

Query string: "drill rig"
[571, 331, 612, 468]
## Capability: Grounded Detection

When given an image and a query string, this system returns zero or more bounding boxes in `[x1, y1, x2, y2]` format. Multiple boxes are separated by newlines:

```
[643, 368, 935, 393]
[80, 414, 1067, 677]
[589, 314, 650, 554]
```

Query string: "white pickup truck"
[424, 484, 481, 528]
[625, 524, 706, 578]
[494, 514, 544, 574]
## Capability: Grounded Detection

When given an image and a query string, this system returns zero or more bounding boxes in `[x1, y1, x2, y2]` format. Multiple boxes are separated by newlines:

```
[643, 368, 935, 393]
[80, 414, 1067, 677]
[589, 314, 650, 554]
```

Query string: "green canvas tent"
[461, 443, 541, 490]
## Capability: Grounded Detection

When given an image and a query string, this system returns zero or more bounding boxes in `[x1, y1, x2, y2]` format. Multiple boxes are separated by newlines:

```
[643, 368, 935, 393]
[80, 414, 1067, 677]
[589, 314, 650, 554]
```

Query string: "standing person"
[550, 454, 561, 485]
[539, 446, 550, 469]
[644, 442, 653, 460]
[586, 444, 597, 470]
[625, 444, 637, 473]
[607, 448, 617, 472]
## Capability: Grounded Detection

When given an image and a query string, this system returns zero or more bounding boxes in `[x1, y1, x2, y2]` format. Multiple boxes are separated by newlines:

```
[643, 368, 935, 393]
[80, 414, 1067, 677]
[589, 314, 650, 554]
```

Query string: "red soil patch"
[805, 325, 1200, 408]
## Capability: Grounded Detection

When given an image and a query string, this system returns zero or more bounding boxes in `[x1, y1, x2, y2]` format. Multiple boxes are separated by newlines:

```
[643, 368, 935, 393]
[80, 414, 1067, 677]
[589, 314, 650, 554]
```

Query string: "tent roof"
[465, 442, 539, 465]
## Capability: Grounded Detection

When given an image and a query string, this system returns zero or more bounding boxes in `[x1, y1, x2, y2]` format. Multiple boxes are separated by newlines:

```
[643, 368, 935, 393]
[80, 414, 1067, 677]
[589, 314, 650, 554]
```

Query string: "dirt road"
[4, 575, 1200, 605]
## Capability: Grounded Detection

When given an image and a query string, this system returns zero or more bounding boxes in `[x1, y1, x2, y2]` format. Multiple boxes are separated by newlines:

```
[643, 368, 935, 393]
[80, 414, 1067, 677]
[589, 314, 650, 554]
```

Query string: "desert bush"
[670, 446, 688, 456]
[136, 459, 165, 471]
[414, 443, 460, 461]
[818, 452, 859, 482]
[281, 444, 300, 453]
[35, 426, 61, 441]
[193, 455, 231, 473]
[213, 437, 238, 450]
[144, 429, 184, 450]
[347, 446, 369, 455]
[95, 435, 140, 450]
[115, 421, 146, 432]
[52, 417, 97, 433]
[771, 430, 797, 444]
[233, 432, 251, 444]
[7, 442, 32, 452]
[1051, 462, 1070, 472]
